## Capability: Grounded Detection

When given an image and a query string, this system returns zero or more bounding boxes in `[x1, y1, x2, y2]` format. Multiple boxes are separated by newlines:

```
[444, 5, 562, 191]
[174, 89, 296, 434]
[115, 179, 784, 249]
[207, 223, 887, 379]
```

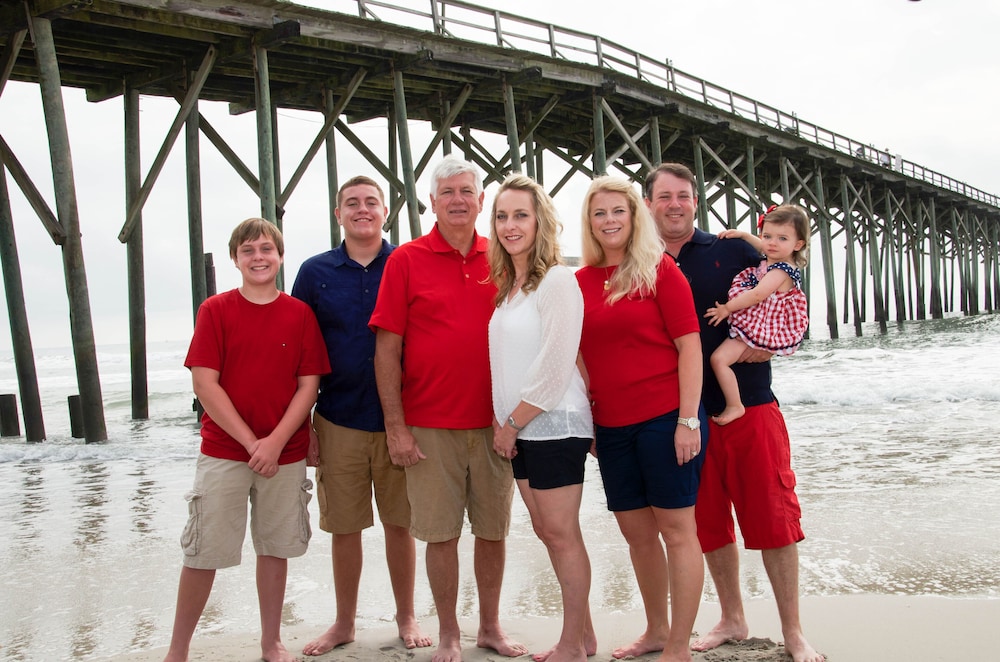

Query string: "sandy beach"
[95, 594, 999, 662]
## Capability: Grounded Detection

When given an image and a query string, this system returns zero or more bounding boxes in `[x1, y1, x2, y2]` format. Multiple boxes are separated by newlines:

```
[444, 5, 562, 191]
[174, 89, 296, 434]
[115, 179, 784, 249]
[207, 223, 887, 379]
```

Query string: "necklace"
[603, 266, 612, 291]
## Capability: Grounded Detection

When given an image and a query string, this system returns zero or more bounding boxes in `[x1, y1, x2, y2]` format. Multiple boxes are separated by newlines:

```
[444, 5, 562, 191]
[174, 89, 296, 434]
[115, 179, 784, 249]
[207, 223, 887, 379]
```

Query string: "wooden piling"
[125, 86, 149, 420]
[0, 393, 17, 437]
[0, 160, 45, 440]
[32, 16, 106, 442]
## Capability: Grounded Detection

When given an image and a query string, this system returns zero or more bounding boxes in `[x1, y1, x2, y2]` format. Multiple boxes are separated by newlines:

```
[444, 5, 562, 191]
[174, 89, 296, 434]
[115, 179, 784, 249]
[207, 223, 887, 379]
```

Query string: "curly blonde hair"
[488, 174, 564, 307]
[580, 176, 664, 304]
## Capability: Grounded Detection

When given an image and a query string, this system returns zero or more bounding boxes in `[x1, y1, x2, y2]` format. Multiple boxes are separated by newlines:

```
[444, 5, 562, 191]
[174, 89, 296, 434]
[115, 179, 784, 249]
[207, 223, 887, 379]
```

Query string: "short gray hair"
[430, 155, 482, 196]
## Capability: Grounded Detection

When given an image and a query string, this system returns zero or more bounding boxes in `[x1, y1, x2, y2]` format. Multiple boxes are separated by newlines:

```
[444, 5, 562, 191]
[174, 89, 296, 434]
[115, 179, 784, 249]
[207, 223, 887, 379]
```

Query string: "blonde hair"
[488, 174, 563, 307]
[580, 176, 664, 304]
[760, 204, 811, 268]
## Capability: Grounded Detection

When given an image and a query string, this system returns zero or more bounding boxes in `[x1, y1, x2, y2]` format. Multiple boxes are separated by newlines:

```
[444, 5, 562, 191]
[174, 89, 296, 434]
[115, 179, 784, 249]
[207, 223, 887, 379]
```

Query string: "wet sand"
[96, 594, 999, 661]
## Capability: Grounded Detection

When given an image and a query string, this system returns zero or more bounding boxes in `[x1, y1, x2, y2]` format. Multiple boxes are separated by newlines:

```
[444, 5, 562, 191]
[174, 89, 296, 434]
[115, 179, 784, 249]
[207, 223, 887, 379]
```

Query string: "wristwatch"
[507, 415, 525, 431]
[677, 416, 701, 431]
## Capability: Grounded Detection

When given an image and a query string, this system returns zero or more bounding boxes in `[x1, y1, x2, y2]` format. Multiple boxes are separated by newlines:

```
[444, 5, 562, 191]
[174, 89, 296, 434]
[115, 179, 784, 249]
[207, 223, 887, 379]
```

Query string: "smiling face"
[233, 233, 282, 287]
[430, 171, 484, 232]
[588, 190, 632, 264]
[493, 188, 538, 265]
[336, 183, 386, 243]
[645, 171, 697, 244]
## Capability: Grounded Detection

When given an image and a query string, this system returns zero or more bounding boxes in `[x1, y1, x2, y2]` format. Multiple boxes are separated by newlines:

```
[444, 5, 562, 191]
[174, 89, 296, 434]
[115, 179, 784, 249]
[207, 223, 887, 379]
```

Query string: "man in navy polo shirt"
[645, 163, 822, 662]
[292, 176, 431, 655]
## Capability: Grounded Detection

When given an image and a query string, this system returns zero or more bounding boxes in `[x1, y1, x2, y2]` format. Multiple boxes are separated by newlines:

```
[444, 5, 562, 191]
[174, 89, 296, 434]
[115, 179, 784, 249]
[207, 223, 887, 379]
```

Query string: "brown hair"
[759, 204, 811, 267]
[337, 175, 386, 207]
[228, 218, 284, 259]
[643, 162, 697, 200]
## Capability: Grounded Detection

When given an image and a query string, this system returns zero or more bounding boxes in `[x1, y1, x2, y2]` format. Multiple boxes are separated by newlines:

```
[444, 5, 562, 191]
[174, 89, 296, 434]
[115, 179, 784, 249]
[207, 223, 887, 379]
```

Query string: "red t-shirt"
[185, 289, 331, 463]
[577, 255, 700, 427]
[369, 225, 496, 428]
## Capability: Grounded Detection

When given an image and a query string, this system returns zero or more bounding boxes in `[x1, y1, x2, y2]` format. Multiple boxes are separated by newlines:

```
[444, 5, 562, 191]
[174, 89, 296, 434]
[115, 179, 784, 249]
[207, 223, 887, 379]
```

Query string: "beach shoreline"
[94, 594, 999, 661]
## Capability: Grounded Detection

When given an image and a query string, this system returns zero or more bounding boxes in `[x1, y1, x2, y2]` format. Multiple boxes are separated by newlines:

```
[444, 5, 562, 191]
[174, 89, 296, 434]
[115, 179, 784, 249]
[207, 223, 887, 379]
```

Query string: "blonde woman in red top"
[576, 177, 706, 662]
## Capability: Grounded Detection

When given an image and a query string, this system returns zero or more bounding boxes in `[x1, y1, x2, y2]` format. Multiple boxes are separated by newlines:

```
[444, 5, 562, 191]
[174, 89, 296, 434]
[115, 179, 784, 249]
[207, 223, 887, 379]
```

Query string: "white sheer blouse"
[488, 265, 594, 441]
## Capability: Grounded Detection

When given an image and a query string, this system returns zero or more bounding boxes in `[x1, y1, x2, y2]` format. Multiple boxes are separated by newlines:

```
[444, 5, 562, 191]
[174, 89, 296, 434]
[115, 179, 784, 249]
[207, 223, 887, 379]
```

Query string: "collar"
[426, 223, 487, 256]
[331, 239, 393, 267]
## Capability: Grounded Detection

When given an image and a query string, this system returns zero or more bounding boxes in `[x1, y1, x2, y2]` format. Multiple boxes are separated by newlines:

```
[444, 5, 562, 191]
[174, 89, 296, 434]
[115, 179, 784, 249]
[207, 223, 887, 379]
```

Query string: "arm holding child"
[718, 228, 762, 251]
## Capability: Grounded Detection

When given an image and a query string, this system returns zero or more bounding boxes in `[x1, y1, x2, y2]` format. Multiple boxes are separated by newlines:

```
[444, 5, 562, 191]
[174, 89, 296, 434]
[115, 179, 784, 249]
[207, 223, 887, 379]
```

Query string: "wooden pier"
[1, 0, 997, 440]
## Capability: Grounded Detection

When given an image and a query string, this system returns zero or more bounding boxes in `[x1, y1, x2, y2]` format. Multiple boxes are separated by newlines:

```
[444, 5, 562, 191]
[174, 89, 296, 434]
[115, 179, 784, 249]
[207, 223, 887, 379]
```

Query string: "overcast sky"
[0, 0, 997, 350]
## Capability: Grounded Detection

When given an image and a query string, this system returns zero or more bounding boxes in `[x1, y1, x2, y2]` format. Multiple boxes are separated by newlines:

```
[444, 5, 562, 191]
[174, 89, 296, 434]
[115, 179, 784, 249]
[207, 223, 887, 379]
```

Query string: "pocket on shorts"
[180, 490, 203, 557]
[778, 467, 797, 489]
[298, 479, 314, 545]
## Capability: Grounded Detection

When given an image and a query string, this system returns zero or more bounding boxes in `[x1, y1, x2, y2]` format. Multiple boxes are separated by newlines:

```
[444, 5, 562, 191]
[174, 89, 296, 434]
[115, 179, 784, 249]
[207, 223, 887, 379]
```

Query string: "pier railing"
[333, 0, 998, 207]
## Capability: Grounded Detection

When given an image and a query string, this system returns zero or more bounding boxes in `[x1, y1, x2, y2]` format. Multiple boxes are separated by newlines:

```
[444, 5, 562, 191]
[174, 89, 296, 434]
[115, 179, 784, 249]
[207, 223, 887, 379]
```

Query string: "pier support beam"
[0, 166, 45, 441]
[813, 166, 839, 339]
[393, 68, 421, 240]
[186, 90, 207, 322]
[124, 86, 148, 419]
[591, 93, 606, 176]
[325, 89, 341, 247]
[32, 16, 106, 441]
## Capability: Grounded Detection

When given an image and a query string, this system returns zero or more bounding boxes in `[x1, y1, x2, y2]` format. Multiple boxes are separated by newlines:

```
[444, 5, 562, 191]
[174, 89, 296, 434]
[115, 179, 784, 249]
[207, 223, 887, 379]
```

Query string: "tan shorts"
[313, 414, 410, 534]
[406, 426, 514, 543]
[180, 455, 312, 570]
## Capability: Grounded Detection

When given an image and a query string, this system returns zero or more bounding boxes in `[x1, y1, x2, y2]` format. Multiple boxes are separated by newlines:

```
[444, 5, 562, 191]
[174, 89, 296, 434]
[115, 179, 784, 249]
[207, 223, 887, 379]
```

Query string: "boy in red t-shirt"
[162, 218, 330, 662]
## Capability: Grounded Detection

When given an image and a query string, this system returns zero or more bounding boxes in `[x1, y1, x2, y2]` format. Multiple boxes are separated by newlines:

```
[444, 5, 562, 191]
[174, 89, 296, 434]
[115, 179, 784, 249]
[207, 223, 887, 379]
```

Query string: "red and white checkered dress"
[727, 260, 809, 356]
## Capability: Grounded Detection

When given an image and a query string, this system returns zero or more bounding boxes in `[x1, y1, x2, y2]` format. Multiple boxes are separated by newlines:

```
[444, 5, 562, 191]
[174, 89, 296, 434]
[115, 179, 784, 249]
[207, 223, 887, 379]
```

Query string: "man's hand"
[386, 425, 426, 468]
[306, 426, 320, 467]
[738, 346, 773, 363]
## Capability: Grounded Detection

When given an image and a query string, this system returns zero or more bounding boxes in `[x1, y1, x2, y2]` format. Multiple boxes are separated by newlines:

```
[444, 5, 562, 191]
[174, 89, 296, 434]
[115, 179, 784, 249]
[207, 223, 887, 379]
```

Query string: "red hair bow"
[757, 204, 777, 231]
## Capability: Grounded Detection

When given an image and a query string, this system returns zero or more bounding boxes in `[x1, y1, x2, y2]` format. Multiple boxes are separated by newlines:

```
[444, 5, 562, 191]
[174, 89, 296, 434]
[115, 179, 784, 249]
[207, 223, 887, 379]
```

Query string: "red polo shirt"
[369, 224, 496, 429]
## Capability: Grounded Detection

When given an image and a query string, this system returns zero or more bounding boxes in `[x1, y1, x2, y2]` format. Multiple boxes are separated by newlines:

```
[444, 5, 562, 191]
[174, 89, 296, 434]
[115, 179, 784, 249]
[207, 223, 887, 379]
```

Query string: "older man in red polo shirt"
[370, 156, 527, 662]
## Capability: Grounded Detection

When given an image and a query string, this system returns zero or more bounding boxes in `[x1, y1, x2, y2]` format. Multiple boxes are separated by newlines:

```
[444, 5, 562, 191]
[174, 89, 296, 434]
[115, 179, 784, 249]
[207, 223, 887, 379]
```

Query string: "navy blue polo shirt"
[670, 228, 775, 415]
[291, 240, 394, 432]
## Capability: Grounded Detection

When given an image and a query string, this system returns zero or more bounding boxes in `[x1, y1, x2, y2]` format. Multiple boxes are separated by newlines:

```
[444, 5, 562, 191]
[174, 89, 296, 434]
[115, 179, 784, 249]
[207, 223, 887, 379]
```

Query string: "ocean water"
[1, 314, 998, 660]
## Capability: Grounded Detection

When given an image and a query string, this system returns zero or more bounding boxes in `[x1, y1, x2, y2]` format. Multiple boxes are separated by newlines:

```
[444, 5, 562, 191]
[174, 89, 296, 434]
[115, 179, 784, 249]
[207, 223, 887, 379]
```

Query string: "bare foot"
[302, 621, 355, 656]
[262, 640, 299, 662]
[689, 618, 748, 652]
[712, 405, 745, 426]
[398, 615, 432, 649]
[478, 625, 529, 657]
[161, 649, 187, 662]
[532, 631, 597, 662]
[529, 643, 587, 662]
[432, 632, 464, 662]
[611, 631, 668, 659]
[783, 630, 825, 662]
[654, 642, 693, 662]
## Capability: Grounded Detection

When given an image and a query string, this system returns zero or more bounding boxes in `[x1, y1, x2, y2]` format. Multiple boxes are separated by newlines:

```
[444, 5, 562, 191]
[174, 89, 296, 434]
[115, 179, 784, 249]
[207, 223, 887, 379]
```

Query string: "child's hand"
[248, 437, 281, 477]
[704, 301, 730, 326]
[718, 229, 747, 240]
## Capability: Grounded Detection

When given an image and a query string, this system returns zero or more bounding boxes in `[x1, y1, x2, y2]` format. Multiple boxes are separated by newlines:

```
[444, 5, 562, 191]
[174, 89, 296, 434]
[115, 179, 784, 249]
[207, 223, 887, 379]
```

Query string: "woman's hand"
[493, 423, 518, 459]
[675, 425, 701, 466]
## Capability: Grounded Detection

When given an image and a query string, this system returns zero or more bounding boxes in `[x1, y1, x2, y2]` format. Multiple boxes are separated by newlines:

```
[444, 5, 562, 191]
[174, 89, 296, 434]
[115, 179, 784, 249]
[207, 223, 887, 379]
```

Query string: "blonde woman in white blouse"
[488, 174, 596, 662]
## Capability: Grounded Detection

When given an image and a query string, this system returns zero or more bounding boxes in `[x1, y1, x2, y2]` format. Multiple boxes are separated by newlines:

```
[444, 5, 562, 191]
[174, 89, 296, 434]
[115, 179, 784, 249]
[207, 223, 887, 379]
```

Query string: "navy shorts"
[595, 410, 708, 511]
[511, 437, 592, 490]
